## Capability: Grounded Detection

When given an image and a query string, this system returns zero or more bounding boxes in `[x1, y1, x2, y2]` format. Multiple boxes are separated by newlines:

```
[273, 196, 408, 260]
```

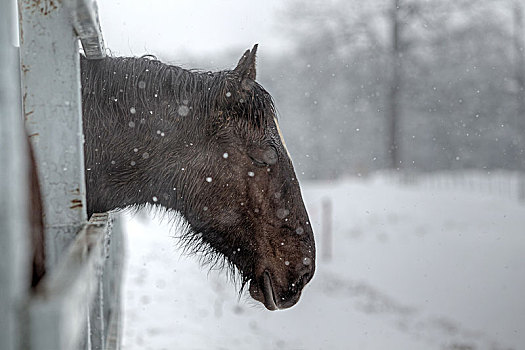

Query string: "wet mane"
[81, 55, 276, 129]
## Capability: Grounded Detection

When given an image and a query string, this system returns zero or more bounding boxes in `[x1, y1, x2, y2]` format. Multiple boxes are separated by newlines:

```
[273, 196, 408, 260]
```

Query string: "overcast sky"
[98, 0, 292, 59]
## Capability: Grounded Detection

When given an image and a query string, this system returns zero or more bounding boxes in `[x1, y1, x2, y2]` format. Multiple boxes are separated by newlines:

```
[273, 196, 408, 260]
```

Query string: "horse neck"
[83, 57, 202, 215]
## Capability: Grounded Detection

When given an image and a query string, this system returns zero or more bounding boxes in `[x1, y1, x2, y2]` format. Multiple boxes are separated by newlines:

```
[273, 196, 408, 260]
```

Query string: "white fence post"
[321, 198, 333, 262]
[0, 0, 30, 349]
[19, 0, 88, 269]
[519, 175, 525, 203]
[15, 1, 122, 350]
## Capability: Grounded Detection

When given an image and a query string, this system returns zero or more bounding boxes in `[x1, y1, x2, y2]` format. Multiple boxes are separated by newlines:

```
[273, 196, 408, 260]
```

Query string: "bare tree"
[514, 0, 525, 158]
[274, 0, 523, 177]
[387, 0, 402, 169]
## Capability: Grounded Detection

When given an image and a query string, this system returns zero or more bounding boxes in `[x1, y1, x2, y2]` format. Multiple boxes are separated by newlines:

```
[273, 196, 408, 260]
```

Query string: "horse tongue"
[248, 272, 278, 311]
[262, 271, 278, 311]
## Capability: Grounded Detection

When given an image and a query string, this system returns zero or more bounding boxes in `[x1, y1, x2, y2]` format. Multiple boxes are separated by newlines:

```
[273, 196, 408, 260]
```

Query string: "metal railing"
[1, 0, 123, 349]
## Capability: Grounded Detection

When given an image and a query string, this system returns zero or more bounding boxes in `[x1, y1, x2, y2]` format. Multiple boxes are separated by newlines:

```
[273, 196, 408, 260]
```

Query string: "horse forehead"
[273, 117, 291, 159]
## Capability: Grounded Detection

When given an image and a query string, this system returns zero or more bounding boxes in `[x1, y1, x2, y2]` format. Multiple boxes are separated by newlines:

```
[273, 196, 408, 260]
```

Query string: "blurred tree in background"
[258, 0, 525, 179]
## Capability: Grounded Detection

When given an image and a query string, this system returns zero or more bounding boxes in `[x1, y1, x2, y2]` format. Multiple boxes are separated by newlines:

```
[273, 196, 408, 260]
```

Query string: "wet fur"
[81, 47, 315, 309]
[81, 55, 274, 285]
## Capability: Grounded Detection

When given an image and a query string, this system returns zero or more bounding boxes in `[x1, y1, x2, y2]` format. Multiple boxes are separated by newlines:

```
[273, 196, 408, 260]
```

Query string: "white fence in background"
[310, 170, 524, 265]
[0, 0, 124, 349]
[388, 170, 525, 202]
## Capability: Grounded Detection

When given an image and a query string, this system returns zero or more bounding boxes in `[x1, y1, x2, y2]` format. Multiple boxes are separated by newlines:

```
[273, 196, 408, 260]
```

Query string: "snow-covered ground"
[120, 173, 525, 350]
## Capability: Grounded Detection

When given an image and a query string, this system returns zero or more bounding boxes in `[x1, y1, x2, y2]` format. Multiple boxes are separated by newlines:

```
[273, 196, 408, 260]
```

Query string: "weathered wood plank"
[64, 0, 106, 59]
[104, 218, 124, 350]
[19, 0, 88, 269]
[17, 1, 120, 349]
[29, 213, 110, 350]
[0, 1, 30, 349]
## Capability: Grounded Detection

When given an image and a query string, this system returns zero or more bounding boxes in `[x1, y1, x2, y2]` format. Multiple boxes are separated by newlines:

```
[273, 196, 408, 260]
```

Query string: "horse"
[80, 45, 316, 310]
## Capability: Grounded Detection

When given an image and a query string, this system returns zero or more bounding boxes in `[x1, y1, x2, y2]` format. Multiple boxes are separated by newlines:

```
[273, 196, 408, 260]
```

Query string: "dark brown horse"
[80, 45, 315, 310]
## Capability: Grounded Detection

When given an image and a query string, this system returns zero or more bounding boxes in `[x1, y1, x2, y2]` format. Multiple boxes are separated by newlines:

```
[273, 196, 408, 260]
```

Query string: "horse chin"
[249, 271, 278, 311]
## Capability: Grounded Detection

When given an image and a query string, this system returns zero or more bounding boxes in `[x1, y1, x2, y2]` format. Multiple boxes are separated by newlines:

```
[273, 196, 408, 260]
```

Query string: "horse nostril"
[291, 269, 311, 293]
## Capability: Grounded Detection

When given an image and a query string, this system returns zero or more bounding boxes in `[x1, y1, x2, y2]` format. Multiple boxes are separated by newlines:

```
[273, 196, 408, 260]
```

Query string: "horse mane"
[80, 55, 276, 129]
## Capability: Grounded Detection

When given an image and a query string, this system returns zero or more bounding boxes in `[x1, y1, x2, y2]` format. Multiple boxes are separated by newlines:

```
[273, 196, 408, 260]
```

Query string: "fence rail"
[64, 0, 106, 59]
[376, 170, 525, 203]
[29, 213, 123, 350]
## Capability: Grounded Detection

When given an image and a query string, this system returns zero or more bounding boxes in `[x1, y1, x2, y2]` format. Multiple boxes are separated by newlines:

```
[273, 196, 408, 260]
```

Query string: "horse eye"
[248, 146, 278, 167]
[263, 147, 278, 165]
[249, 155, 267, 167]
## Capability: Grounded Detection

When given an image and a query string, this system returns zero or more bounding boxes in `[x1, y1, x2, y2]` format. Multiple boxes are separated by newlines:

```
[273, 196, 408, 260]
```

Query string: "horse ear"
[234, 44, 258, 81]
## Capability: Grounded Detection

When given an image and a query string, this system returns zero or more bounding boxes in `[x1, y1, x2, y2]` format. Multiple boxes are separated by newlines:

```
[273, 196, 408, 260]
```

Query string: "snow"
[177, 105, 190, 117]
[121, 172, 524, 350]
